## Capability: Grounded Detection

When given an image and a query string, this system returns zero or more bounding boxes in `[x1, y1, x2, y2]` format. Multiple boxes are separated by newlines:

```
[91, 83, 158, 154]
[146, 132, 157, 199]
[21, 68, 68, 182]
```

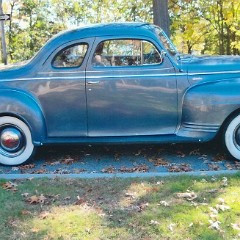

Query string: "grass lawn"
[0, 173, 240, 240]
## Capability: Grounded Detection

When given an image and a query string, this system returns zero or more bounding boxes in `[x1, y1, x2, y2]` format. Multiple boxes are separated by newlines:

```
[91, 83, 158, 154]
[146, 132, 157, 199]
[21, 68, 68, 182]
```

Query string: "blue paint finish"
[0, 22, 240, 158]
[0, 89, 46, 142]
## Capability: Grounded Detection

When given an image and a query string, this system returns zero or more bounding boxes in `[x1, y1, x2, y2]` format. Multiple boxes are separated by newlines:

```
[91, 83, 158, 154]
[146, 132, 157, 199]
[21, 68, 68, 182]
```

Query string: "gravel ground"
[0, 141, 239, 176]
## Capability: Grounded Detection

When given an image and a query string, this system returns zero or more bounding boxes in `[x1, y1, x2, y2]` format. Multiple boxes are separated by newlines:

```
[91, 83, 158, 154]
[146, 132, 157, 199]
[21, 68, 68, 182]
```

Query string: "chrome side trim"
[188, 70, 240, 76]
[182, 122, 220, 132]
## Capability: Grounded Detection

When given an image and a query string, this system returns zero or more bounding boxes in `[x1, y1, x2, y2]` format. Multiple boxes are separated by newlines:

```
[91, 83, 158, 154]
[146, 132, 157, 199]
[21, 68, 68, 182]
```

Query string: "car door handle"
[87, 81, 100, 85]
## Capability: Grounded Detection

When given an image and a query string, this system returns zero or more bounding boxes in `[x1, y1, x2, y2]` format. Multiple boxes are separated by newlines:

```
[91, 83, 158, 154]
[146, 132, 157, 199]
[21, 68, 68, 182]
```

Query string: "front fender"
[0, 89, 46, 144]
[179, 79, 240, 140]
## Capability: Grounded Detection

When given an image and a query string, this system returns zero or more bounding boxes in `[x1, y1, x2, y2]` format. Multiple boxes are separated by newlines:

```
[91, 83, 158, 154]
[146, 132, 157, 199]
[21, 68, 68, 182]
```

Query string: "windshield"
[154, 27, 179, 57]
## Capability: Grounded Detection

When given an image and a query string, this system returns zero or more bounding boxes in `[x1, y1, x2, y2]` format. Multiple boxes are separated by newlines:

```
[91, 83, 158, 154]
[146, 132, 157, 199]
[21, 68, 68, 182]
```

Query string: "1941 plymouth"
[1, 22, 240, 165]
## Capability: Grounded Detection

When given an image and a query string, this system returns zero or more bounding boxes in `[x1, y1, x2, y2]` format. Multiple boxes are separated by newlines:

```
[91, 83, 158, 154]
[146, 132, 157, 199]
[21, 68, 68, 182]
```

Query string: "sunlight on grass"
[119, 181, 161, 207]
[19, 205, 131, 240]
[0, 174, 240, 240]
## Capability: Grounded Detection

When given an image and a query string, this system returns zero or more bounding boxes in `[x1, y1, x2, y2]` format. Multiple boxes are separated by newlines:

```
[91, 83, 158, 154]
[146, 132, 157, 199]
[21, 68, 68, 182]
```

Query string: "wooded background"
[1, 0, 240, 63]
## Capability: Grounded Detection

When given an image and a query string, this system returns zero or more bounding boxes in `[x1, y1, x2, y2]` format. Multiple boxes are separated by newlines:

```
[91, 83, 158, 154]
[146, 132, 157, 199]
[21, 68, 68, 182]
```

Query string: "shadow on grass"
[0, 172, 240, 240]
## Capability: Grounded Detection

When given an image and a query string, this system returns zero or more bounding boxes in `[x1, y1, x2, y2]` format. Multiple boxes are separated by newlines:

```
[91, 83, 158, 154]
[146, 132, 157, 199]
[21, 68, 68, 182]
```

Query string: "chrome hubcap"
[0, 127, 23, 152]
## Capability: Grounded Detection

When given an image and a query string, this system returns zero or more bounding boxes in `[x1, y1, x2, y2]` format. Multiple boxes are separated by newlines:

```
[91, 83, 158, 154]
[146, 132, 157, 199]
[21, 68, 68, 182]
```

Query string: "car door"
[86, 37, 178, 137]
[34, 38, 93, 137]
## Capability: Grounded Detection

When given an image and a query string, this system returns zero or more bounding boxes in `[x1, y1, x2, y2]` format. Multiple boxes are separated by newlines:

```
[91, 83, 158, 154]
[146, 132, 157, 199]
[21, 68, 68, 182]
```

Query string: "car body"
[1, 22, 240, 165]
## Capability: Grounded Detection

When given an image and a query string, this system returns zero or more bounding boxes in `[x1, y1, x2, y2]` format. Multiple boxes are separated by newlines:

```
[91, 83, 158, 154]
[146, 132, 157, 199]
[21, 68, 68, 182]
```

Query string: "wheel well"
[0, 113, 31, 129]
[217, 108, 240, 138]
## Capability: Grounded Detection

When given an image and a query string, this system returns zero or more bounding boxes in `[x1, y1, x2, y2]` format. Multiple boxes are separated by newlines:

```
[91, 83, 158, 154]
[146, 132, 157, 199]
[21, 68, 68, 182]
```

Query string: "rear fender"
[179, 79, 240, 139]
[0, 89, 46, 144]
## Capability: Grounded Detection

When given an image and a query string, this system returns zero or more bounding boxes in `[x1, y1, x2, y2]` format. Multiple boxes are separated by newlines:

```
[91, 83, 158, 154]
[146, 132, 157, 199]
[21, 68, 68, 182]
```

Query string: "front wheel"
[0, 116, 34, 165]
[224, 114, 240, 160]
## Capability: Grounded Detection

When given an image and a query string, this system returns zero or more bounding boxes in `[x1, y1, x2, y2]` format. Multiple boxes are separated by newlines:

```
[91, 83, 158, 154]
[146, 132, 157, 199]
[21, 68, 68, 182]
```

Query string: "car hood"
[179, 54, 240, 73]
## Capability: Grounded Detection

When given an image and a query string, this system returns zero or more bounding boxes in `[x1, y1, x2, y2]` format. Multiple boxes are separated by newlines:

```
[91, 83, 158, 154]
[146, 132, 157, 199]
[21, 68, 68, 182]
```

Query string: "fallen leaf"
[217, 198, 225, 204]
[31, 168, 48, 174]
[208, 164, 220, 171]
[26, 194, 47, 204]
[19, 164, 36, 170]
[176, 151, 185, 158]
[74, 196, 86, 205]
[21, 210, 31, 216]
[138, 202, 149, 212]
[221, 177, 228, 187]
[125, 192, 136, 199]
[169, 223, 176, 232]
[150, 220, 160, 225]
[189, 149, 200, 155]
[176, 191, 197, 201]
[27, 195, 40, 204]
[209, 207, 218, 215]
[2, 181, 17, 191]
[212, 153, 226, 162]
[101, 166, 116, 173]
[148, 157, 169, 166]
[159, 201, 170, 207]
[119, 165, 149, 173]
[61, 157, 75, 165]
[216, 204, 230, 212]
[39, 211, 50, 219]
[168, 164, 192, 172]
[231, 223, 240, 231]
[209, 220, 221, 230]
[21, 193, 29, 197]
[11, 167, 19, 171]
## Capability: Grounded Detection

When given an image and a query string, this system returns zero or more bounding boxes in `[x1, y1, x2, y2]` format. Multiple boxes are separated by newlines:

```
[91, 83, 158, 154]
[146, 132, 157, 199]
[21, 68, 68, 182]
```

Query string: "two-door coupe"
[1, 22, 240, 165]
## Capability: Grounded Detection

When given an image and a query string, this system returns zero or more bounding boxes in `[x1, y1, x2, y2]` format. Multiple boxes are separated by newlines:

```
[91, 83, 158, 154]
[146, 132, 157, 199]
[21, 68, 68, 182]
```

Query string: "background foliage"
[1, 0, 240, 63]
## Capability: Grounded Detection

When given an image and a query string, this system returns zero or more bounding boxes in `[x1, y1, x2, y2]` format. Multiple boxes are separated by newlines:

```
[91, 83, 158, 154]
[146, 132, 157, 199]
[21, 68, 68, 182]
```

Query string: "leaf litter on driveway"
[0, 141, 239, 175]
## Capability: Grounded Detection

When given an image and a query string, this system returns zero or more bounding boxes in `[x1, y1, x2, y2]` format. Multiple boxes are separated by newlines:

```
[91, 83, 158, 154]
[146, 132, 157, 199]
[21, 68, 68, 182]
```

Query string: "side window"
[92, 39, 162, 67]
[52, 43, 88, 68]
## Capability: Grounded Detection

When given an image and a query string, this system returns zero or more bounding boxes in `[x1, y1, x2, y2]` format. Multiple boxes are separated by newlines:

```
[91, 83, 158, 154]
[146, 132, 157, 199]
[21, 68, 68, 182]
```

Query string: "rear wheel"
[0, 116, 34, 165]
[224, 114, 240, 160]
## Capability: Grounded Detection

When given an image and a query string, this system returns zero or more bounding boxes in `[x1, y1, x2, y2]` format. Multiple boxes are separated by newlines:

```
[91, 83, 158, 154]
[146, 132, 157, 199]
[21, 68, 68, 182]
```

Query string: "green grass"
[0, 173, 240, 240]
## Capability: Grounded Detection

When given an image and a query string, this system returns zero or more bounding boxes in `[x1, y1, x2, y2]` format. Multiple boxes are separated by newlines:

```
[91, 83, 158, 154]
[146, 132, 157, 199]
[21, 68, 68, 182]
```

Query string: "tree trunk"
[152, 0, 170, 36]
[0, 0, 8, 64]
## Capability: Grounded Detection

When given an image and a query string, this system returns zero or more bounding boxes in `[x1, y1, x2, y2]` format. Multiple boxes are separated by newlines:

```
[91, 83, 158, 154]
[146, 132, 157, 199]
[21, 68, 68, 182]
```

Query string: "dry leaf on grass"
[176, 191, 197, 201]
[2, 181, 18, 191]
[21, 210, 31, 216]
[231, 223, 240, 231]
[168, 223, 176, 232]
[26, 194, 47, 204]
[216, 204, 230, 212]
[39, 211, 50, 219]
[150, 220, 160, 225]
[159, 201, 170, 207]
[221, 177, 228, 187]
[209, 220, 221, 230]
[74, 196, 86, 205]
[125, 192, 136, 199]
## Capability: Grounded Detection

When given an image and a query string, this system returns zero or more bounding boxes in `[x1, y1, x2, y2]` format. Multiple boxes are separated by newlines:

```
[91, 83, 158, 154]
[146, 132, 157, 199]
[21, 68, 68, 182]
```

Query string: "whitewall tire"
[0, 116, 34, 165]
[224, 114, 240, 160]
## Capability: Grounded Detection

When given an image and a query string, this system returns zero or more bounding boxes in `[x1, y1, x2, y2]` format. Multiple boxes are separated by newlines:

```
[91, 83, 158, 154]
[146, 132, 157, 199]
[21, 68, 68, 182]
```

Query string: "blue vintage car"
[0, 22, 240, 165]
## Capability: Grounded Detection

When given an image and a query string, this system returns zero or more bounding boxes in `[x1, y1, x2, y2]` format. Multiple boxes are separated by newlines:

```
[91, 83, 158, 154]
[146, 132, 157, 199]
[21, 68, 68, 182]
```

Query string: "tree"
[153, 0, 170, 36]
[0, 0, 8, 64]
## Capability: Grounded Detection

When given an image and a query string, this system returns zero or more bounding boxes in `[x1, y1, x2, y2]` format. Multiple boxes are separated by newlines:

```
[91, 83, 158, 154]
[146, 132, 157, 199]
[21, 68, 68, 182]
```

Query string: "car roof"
[48, 22, 158, 45]
[61, 22, 155, 37]
[33, 22, 160, 65]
